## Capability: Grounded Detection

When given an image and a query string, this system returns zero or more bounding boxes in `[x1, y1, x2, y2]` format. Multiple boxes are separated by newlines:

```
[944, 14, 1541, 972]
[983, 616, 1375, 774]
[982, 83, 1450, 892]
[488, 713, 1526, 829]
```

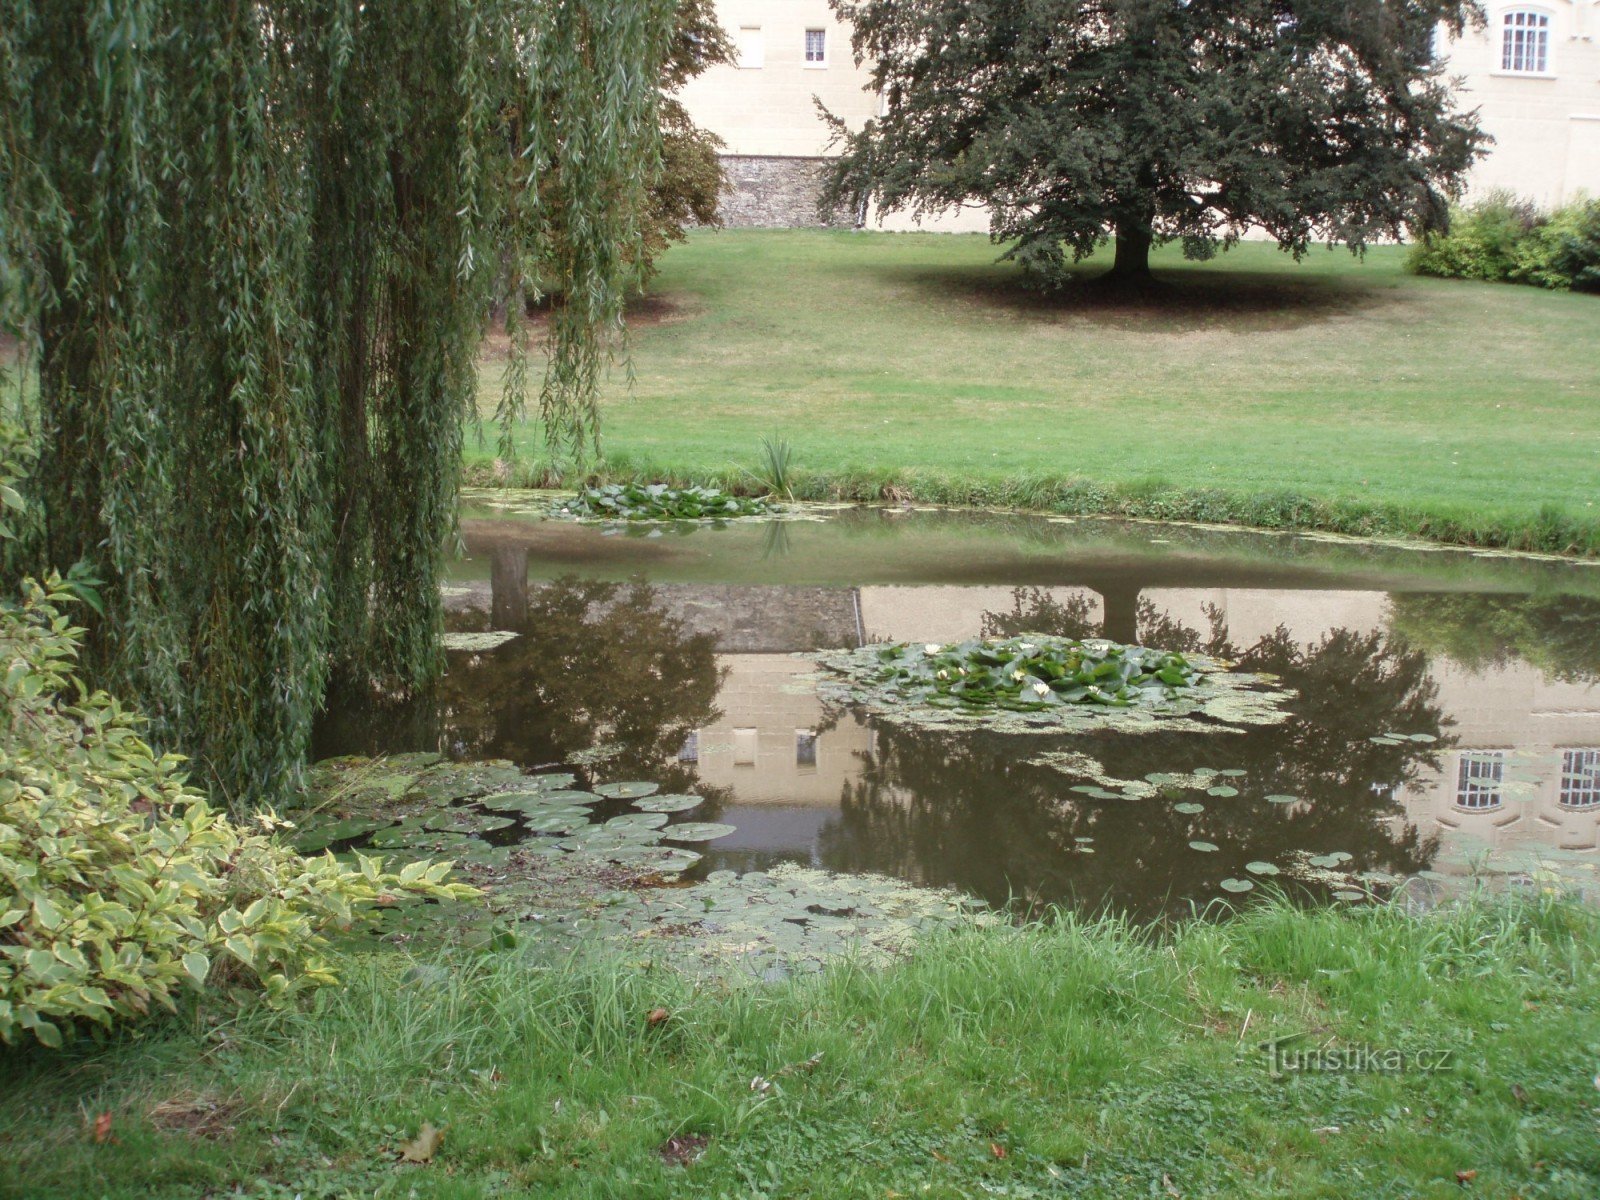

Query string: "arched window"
[1501, 10, 1551, 74]
[1559, 749, 1600, 810]
[1455, 751, 1506, 811]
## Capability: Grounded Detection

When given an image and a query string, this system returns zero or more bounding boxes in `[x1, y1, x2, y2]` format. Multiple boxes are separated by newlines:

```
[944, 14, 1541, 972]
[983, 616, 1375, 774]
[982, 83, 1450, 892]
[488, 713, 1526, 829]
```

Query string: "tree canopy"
[822, 0, 1487, 282]
[0, 0, 674, 805]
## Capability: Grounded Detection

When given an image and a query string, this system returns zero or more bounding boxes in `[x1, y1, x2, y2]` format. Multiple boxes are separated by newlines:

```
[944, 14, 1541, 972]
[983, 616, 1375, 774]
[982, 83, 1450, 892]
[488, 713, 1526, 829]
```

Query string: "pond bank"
[459, 465, 1600, 558]
[3, 896, 1594, 1197]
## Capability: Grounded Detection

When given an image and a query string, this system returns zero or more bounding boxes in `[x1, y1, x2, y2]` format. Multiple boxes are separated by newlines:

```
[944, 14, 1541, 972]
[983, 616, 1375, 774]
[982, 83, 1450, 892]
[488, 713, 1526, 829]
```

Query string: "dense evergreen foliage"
[822, 0, 1486, 283]
[0, 1, 673, 806]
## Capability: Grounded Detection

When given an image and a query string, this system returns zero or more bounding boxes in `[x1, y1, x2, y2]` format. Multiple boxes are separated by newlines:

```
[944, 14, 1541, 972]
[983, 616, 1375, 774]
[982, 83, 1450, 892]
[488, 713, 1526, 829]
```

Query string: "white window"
[733, 727, 758, 766]
[677, 730, 699, 764]
[804, 28, 827, 67]
[1455, 751, 1507, 811]
[1501, 10, 1550, 74]
[1559, 749, 1600, 809]
[736, 25, 764, 69]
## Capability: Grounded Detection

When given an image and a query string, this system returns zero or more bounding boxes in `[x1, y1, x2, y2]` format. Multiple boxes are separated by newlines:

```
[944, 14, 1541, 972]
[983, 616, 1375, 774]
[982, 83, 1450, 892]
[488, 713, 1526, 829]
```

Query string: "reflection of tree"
[316, 577, 727, 797]
[820, 590, 1447, 920]
[1390, 592, 1600, 684]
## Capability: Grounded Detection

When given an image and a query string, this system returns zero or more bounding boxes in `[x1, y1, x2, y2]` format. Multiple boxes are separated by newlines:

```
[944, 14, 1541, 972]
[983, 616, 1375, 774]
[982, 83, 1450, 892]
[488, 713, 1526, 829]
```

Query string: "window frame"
[1497, 8, 1555, 77]
[735, 24, 765, 70]
[803, 27, 829, 69]
[1558, 748, 1600, 810]
[1454, 750, 1508, 812]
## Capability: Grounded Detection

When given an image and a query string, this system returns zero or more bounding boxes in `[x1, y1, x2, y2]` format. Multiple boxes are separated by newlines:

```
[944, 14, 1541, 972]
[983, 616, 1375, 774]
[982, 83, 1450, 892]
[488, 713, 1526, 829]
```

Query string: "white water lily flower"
[1011, 669, 1026, 682]
[1018, 642, 1036, 652]
[1032, 682, 1051, 698]
[957, 667, 967, 676]
[923, 643, 942, 655]
[936, 669, 949, 680]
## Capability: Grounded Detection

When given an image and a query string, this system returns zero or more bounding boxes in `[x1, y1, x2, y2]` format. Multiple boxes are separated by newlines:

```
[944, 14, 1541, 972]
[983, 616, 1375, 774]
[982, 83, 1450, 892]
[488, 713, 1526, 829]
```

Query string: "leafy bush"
[555, 482, 771, 521]
[1408, 191, 1600, 291]
[0, 569, 478, 1048]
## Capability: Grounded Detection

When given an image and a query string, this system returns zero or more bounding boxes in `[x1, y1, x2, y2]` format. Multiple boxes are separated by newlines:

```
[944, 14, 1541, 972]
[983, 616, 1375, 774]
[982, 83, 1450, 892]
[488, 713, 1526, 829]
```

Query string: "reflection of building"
[674, 584, 1600, 865]
[1145, 588, 1600, 858]
[453, 551, 1600, 869]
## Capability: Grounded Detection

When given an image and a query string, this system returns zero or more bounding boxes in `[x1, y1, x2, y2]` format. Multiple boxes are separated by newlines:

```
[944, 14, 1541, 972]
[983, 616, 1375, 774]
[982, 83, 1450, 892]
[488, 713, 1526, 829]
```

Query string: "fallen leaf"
[646, 1007, 670, 1027]
[1455, 1170, 1477, 1185]
[990, 1142, 1007, 1159]
[91, 1112, 113, 1144]
[398, 1122, 444, 1164]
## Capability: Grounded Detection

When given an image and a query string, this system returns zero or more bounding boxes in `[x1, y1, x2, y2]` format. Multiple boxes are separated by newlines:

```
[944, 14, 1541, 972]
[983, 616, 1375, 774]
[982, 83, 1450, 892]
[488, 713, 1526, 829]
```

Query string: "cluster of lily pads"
[814, 634, 1293, 734]
[553, 483, 771, 522]
[298, 754, 987, 970]
[299, 755, 730, 878]
[871, 635, 1201, 711]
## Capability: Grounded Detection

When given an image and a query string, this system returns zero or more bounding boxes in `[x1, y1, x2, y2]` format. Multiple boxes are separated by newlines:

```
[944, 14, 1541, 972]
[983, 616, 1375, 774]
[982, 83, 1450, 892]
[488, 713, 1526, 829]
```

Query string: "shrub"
[0, 549, 477, 1048]
[1406, 190, 1538, 283]
[1514, 197, 1600, 293]
[1409, 191, 1600, 292]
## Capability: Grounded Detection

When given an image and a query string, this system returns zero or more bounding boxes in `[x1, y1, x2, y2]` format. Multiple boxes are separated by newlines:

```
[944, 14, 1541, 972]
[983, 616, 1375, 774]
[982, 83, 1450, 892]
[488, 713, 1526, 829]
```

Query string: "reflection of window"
[1501, 11, 1550, 74]
[796, 729, 818, 770]
[1455, 751, 1507, 810]
[804, 28, 827, 65]
[677, 730, 699, 764]
[1560, 749, 1600, 809]
[733, 727, 758, 766]
[736, 25, 764, 69]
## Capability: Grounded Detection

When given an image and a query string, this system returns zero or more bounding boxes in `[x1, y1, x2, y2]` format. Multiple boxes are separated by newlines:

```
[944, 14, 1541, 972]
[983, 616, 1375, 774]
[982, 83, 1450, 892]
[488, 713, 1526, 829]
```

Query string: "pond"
[314, 499, 1600, 923]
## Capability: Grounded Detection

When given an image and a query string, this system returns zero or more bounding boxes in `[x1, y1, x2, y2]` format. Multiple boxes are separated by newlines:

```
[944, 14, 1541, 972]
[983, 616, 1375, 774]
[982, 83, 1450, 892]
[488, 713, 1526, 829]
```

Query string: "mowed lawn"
[473, 231, 1600, 534]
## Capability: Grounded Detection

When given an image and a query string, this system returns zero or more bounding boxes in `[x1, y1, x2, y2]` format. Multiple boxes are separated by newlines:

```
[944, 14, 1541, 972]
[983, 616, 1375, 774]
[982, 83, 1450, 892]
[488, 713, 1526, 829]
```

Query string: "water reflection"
[317, 512, 1600, 916]
[316, 576, 726, 799]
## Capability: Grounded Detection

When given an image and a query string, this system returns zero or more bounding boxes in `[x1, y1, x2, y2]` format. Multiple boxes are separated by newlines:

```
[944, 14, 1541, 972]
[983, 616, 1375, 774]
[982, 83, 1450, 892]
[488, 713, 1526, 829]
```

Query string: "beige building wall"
[1440, 4, 1600, 206]
[681, 2, 1597, 231]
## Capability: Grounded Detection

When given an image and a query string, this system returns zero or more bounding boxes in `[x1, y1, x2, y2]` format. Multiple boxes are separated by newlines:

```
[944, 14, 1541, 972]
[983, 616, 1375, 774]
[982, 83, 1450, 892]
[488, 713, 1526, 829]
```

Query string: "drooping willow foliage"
[0, 0, 674, 806]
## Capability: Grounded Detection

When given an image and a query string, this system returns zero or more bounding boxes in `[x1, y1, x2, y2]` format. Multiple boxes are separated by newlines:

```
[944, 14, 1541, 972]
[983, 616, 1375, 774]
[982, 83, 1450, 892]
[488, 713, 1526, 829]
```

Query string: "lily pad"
[294, 817, 388, 853]
[1173, 802, 1206, 815]
[1206, 786, 1239, 798]
[593, 781, 661, 800]
[606, 812, 670, 831]
[1188, 840, 1219, 853]
[636, 793, 703, 814]
[523, 810, 594, 835]
[662, 822, 738, 843]
[1220, 878, 1255, 893]
[1309, 852, 1353, 869]
[1266, 794, 1298, 805]
[423, 810, 516, 835]
[1245, 861, 1280, 876]
[442, 630, 519, 652]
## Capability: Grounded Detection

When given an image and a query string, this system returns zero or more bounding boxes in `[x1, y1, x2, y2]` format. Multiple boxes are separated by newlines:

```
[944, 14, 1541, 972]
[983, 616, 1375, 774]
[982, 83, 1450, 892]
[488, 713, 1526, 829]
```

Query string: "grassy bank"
[469, 232, 1600, 555]
[4, 897, 1596, 1199]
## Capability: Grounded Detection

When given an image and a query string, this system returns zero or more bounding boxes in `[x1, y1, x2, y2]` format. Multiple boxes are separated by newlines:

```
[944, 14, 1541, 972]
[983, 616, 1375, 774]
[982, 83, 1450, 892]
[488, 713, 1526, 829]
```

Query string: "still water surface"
[316, 505, 1600, 920]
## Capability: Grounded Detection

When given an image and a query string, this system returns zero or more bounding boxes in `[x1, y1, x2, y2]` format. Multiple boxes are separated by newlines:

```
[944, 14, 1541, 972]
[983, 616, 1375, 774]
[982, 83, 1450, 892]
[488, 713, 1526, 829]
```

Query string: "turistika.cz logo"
[1260, 1033, 1456, 1076]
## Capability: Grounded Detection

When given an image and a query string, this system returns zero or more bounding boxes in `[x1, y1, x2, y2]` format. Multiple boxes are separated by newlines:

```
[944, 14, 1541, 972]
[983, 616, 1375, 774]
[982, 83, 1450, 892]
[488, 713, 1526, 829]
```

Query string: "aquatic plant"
[870, 635, 1201, 712]
[815, 635, 1292, 735]
[555, 482, 772, 521]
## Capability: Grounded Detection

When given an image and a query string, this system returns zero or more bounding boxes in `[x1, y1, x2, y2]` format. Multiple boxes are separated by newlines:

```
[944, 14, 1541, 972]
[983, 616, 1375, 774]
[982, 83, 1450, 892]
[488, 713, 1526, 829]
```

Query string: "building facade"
[678, 2, 1600, 230]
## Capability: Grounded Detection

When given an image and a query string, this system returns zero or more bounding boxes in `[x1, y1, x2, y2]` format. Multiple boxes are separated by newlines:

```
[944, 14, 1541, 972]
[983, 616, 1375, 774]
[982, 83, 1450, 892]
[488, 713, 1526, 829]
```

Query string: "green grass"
[4, 897, 1596, 1198]
[470, 231, 1600, 553]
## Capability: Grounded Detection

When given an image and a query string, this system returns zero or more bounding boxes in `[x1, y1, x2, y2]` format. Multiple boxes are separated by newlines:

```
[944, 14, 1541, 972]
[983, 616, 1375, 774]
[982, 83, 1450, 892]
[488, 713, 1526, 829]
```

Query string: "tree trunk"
[1107, 217, 1154, 285]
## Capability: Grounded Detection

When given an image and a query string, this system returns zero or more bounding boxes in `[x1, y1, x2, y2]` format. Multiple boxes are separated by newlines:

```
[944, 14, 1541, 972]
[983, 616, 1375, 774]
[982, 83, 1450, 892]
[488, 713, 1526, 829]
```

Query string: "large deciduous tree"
[0, 0, 673, 805]
[822, 0, 1487, 284]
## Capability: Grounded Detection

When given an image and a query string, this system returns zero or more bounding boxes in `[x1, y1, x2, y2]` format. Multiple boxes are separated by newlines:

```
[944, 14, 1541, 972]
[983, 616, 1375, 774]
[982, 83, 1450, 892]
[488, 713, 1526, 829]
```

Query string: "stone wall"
[717, 155, 856, 229]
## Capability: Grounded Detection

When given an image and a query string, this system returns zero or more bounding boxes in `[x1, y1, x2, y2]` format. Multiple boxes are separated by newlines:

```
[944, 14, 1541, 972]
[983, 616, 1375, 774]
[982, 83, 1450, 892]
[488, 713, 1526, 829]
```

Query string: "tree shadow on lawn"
[880, 259, 1402, 335]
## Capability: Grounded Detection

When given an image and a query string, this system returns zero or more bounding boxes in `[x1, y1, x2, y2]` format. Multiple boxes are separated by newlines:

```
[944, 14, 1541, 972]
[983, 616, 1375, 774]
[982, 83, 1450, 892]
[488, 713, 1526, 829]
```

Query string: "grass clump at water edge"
[2, 894, 1595, 1198]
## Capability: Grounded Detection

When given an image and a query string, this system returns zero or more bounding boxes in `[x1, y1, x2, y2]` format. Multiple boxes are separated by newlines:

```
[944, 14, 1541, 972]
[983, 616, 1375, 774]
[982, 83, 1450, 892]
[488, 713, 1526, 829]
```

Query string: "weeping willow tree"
[0, 0, 672, 805]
